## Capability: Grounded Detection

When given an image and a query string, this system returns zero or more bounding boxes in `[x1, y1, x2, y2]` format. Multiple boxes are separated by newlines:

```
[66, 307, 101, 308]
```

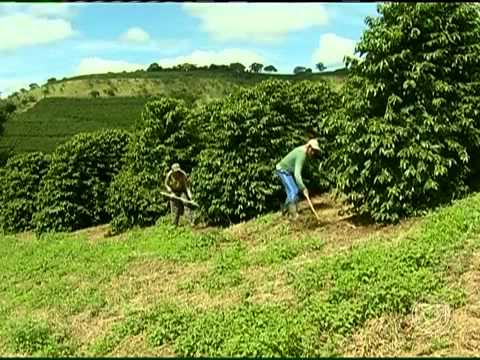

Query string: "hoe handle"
[305, 193, 320, 220]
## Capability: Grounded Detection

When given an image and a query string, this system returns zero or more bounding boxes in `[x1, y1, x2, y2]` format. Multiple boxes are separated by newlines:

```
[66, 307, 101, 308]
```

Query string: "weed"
[6, 318, 74, 356]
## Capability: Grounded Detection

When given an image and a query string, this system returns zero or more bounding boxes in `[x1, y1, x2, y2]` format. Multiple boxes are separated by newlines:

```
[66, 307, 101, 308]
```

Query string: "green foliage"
[106, 170, 166, 233]
[316, 62, 327, 72]
[249, 63, 264, 73]
[105, 89, 115, 97]
[0, 97, 148, 153]
[191, 79, 340, 225]
[264, 65, 278, 73]
[146, 304, 196, 348]
[294, 66, 307, 74]
[6, 319, 74, 356]
[199, 241, 248, 292]
[173, 303, 310, 356]
[0, 100, 16, 139]
[0, 152, 50, 233]
[147, 62, 162, 72]
[229, 62, 246, 73]
[107, 97, 198, 233]
[33, 129, 131, 233]
[254, 236, 324, 265]
[332, 2, 480, 222]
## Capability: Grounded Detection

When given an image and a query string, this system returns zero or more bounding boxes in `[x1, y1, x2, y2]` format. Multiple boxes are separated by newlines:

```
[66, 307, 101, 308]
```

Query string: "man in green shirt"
[275, 139, 321, 218]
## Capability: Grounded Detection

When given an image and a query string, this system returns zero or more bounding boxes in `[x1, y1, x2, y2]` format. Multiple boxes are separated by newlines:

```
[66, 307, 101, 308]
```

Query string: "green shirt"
[276, 145, 307, 191]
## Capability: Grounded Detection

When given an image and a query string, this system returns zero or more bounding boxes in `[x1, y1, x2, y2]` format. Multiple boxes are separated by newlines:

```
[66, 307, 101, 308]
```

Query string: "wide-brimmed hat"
[307, 138, 320, 151]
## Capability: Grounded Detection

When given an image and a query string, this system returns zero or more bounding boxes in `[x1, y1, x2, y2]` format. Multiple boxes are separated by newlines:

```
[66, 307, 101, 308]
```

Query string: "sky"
[0, 2, 379, 97]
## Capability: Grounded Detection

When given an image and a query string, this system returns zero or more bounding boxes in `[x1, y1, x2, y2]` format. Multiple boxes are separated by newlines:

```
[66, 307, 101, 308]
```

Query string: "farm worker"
[275, 139, 321, 219]
[165, 163, 194, 226]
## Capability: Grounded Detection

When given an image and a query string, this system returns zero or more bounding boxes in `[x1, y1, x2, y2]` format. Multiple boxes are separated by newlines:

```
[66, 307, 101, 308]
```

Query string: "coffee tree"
[334, 3, 480, 222]
[107, 97, 198, 233]
[34, 129, 131, 233]
[191, 79, 340, 225]
[0, 152, 50, 233]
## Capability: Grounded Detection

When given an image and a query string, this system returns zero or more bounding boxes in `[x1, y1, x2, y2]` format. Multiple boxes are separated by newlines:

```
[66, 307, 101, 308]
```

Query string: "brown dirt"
[227, 194, 418, 261]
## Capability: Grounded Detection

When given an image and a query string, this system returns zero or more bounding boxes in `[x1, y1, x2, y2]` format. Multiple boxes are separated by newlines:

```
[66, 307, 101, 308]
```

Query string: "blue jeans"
[275, 169, 299, 206]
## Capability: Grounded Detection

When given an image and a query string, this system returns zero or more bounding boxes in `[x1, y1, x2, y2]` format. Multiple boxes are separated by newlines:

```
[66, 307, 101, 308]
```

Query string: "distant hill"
[0, 68, 347, 154]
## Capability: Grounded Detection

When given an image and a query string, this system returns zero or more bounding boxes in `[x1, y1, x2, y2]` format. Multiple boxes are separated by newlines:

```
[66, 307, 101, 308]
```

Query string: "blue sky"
[0, 2, 379, 97]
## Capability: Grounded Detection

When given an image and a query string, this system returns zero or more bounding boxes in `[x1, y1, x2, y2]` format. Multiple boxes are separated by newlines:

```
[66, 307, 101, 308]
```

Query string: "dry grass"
[343, 249, 480, 356]
[74, 224, 112, 242]
[106, 260, 209, 307]
[111, 334, 175, 357]
[241, 265, 296, 306]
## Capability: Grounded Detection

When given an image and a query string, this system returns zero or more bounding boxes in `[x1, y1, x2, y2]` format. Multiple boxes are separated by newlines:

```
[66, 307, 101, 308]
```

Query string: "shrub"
[107, 97, 197, 233]
[0, 152, 50, 233]
[33, 129, 131, 233]
[105, 89, 115, 97]
[332, 3, 480, 223]
[107, 170, 167, 233]
[190, 79, 340, 225]
[7, 318, 74, 356]
[90, 90, 100, 98]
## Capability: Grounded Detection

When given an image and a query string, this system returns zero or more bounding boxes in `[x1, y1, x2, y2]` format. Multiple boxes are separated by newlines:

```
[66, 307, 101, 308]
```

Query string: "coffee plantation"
[0, 3, 479, 234]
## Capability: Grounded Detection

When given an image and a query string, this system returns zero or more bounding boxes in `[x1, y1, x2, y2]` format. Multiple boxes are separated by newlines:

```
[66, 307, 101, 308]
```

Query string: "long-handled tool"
[304, 193, 321, 221]
[159, 191, 200, 208]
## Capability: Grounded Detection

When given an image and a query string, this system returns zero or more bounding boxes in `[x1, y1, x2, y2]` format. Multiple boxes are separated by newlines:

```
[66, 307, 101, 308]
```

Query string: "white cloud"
[28, 4, 82, 19]
[312, 33, 357, 68]
[75, 57, 146, 76]
[156, 49, 266, 68]
[0, 13, 74, 51]
[0, 3, 83, 18]
[120, 27, 151, 44]
[182, 3, 328, 43]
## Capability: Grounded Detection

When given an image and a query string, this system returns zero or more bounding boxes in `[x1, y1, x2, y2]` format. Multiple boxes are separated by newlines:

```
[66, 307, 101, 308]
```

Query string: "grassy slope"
[1, 192, 479, 356]
[0, 69, 346, 154]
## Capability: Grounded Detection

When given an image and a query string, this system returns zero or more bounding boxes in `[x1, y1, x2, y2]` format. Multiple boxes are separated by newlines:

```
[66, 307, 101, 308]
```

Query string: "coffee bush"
[33, 129, 131, 233]
[335, 3, 480, 222]
[0, 152, 50, 233]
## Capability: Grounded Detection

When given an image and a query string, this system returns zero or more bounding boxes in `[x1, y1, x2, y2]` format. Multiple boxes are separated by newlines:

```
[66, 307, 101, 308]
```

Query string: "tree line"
[146, 62, 328, 74]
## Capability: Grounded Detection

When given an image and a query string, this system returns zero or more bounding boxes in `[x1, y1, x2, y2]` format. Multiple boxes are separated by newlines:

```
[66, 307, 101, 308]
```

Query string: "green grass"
[4, 318, 75, 356]
[3, 190, 478, 356]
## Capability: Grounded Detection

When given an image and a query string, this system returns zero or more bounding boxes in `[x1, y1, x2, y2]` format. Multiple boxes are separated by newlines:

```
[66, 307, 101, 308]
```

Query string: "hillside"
[1, 192, 479, 356]
[0, 69, 346, 155]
